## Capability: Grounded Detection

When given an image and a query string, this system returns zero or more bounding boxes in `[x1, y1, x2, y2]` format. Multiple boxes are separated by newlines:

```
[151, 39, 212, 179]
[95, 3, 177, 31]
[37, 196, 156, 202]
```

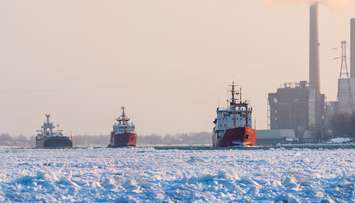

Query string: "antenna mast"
[121, 106, 126, 118]
[339, 41, 350, 79]
[337, 41, 354, 113]
[230, 81, 236, 105]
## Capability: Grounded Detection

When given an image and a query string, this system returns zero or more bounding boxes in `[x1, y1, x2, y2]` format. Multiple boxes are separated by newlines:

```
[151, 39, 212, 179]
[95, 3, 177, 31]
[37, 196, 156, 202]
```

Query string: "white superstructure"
[35, 114, 72, 148]
[112, 107, 135, 135]
[213, 83, 253, 139]
[36, 114, 64, 138]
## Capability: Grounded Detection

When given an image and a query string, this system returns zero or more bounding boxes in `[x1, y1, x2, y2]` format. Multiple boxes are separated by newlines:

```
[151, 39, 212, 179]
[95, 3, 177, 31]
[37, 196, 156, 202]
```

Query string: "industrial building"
[323, 19, 355, 138]
[348, 19, 355, 113]
[331, 19, 355, 116]
[256, 129, 296, 145]
[267, 3, 325, 140]
[268, 81, 325, 138]
[335, 41, 355, 114]
[268, 82, 309, 136]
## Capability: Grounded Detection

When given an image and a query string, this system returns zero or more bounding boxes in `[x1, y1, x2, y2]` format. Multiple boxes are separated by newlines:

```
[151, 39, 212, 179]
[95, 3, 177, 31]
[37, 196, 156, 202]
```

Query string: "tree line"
[0, 132, 212, 147]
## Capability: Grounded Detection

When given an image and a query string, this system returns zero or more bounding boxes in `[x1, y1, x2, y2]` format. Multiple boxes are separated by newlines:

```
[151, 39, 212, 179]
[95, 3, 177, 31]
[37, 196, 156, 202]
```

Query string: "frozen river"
[0, 147, 353, 202]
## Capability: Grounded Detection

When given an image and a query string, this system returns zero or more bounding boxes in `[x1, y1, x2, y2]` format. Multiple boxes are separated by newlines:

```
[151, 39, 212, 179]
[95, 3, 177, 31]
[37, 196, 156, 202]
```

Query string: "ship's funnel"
[309, 2, 320, 94]
[351, 18, 355, 78]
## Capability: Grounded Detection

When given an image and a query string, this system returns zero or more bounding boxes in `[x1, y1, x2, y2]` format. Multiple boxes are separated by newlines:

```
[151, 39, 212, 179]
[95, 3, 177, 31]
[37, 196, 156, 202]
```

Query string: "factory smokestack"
[308, 2, 322, 131]
[309, 2, 320, 94]
[351, 18, 355, 78]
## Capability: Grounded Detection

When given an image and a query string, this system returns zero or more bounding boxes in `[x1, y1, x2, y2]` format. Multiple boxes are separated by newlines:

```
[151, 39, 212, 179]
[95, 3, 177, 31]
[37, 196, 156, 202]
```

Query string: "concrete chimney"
[351, 18, 355, 78]
[309, 3, 320, 94]
[308, 2, 322, 131]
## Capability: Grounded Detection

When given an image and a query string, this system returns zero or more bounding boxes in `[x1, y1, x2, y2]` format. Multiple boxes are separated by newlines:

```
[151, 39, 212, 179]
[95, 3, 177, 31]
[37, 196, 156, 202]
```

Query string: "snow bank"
[0, 148, 353, 202]
[327, 137, 352, 144]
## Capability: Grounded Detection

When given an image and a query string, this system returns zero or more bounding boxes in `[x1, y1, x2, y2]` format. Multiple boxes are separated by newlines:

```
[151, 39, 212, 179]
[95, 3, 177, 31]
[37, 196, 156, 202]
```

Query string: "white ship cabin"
[113, 107, 135, 134]
[37, 114, 64, 137]
[214, 83, 253, 133]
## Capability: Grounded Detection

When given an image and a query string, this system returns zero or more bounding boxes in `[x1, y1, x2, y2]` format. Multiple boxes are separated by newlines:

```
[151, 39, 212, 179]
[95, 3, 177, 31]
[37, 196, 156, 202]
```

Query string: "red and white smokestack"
[351, 18, 355, 78]
[309, 2, 320, 94]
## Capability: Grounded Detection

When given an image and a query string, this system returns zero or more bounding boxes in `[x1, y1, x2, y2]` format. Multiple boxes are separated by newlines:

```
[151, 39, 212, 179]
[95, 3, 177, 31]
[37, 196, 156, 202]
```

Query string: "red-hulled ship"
[108, 107, 137, 147]
[212, 82, 256, 147]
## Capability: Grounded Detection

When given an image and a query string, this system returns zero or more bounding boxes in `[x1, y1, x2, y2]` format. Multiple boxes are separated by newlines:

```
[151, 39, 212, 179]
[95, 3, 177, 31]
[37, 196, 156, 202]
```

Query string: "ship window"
[245, 134, 249, 139]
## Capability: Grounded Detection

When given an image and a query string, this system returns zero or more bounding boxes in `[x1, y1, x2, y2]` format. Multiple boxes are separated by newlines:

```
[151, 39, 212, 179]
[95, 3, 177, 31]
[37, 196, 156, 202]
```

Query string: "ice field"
[0, 147, 353, 202]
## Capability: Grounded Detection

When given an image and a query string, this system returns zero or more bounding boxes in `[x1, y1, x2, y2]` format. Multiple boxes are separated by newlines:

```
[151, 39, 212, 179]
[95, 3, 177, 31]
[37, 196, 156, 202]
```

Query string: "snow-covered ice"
[0, 148, 353, 202]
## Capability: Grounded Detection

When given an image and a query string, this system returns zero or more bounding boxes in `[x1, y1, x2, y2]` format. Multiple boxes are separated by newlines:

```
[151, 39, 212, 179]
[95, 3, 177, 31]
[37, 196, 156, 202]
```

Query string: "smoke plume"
[322, 0, 351, 8]
[264, 0, 351, 8]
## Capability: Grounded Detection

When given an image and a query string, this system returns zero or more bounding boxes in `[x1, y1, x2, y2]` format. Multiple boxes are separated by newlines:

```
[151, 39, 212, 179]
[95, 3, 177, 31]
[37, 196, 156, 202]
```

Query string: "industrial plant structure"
[335, 41, 354, 114]
[308, 3, 324, 133]
[268, 3, 326, 140]
[268, 82, 309, 135]
[351, 19, 355, 79]
[323, 18, 355, 138]
[350, 18, 355, 112]
[268, 81, 325, 138]
[329, 19, 355, 117]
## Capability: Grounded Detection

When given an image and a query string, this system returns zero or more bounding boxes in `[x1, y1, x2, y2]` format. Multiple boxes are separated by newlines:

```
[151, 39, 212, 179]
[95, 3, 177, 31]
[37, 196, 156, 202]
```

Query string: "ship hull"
[109, 132, 137, 147]
[36, 136, 73, 149]
[213, 127, 256, 147]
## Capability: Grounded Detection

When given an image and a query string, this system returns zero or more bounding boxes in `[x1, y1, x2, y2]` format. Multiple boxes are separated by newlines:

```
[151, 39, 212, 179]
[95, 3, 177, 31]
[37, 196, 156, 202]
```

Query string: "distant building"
[335, 39, 355, 114]
[268, 81, 325, 138]
[325, 101, 337, 121]
[348, 19, 355, 114]
[323, 101, 337, 136]
[324, 20, 355, 137]
[256, 129, 297, 145]
[337, 78, 355, 114]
